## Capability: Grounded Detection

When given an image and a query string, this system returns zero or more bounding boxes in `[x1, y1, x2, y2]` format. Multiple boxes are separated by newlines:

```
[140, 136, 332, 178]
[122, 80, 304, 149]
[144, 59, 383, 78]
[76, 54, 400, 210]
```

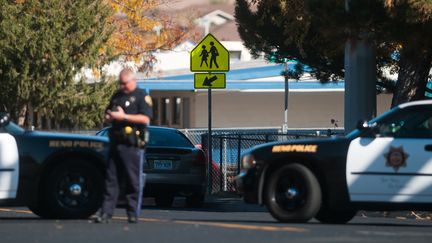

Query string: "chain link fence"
[180, 128, 344, 194]
[72, 127, 343, 194]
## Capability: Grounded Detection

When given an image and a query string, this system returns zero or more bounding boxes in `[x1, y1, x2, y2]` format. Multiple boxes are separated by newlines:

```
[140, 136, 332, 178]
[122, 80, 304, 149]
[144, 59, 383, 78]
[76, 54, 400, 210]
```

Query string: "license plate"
[153, 160, 173, 170]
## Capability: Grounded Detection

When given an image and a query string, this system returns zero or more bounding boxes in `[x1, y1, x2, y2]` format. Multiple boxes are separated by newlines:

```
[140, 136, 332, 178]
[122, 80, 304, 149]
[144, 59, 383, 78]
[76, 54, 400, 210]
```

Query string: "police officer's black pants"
[101, 144, 145, 218]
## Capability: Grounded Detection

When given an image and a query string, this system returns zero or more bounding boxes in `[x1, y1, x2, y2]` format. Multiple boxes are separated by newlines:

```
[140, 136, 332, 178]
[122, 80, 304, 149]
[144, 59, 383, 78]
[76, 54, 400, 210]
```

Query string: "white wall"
[191, 91, 393, 128]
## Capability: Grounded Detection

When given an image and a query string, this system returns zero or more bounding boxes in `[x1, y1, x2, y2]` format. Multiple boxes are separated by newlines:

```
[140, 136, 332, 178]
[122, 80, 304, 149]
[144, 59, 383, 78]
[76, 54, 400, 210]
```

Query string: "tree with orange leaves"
[105, 0, 195, 75]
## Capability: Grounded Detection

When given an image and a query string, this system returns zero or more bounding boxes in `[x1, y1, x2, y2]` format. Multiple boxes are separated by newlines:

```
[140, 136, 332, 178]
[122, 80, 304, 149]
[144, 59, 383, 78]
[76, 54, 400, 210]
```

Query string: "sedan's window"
[378, 106, 432, 138]
[148, 129, 194, 148]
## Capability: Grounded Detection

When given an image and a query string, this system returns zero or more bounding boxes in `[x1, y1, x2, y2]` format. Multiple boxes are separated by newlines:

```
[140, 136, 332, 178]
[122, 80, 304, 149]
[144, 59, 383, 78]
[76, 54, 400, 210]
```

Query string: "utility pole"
[282, 61, 289, 133]
[344, 0, 376, 133]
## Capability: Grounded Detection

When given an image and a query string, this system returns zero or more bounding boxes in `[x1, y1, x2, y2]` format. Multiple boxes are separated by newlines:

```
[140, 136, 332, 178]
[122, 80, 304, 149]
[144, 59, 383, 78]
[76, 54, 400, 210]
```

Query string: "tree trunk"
[27, 102, 34, 130]
[391, 46, 432, 107]
[36, 112, 42, 130]
[17, 104, 27, 127]
[46, 116, 52, 130]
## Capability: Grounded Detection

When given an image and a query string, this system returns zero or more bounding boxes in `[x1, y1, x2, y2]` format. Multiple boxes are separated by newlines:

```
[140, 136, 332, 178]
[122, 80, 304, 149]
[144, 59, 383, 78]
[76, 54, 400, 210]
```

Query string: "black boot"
[94, 213, 111, 224]
[127, 215, 138, 224]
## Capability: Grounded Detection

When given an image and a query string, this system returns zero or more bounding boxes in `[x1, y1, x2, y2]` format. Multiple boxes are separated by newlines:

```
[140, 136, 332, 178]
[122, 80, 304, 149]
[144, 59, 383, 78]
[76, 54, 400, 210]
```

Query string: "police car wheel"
[155, 195, 174, 207]
[315, 207, 357, 224]
[43, 160, 104, 219]
[186, 194, 205, 208]
[27, 202, 52, 218]
[265, 163, 321, 223]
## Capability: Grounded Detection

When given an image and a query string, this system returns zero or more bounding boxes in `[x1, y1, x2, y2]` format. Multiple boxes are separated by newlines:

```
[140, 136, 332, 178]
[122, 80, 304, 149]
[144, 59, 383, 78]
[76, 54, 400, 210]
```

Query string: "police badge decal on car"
[384, 146, 409, 172]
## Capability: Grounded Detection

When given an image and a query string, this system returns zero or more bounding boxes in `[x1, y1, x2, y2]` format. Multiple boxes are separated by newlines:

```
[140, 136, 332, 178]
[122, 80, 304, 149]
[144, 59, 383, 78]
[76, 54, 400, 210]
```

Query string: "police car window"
[3, 122, 24, 136]
[96, 128, 108, 137]
[378, 106, 432, 138]
[148, 129, 194, 148]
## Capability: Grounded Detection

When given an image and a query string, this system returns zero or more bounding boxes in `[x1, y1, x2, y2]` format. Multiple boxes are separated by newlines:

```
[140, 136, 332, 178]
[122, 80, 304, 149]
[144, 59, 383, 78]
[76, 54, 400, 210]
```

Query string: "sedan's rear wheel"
[155, 195, 174, 207]
[265, 163, 321, 223]
[186, 194, 205, 208]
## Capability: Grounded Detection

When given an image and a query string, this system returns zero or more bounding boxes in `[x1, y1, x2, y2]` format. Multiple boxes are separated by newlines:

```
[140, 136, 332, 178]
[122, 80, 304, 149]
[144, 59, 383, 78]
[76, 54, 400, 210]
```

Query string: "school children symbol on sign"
[190, 34, 229, 72]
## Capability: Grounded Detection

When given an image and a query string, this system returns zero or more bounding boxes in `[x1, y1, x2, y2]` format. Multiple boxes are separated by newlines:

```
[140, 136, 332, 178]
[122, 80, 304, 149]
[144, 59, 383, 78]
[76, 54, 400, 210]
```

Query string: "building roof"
[161, 2, 239, 42]
[137, 80, 344, 92]
[139, 62, 344, 92]
[148, 62, 311, 81]
[210, 20, 241, 41]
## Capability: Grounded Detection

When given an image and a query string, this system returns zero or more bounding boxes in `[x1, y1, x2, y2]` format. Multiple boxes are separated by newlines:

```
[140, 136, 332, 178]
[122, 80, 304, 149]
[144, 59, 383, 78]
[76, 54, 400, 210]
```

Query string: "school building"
[138, 63, 393, 129]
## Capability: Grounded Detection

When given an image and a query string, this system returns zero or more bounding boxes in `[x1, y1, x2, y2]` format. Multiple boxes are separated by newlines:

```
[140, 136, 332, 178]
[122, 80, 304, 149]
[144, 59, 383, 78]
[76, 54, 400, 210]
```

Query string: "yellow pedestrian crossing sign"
[190, 34, 230, 72]
[194, 73, 226, 89]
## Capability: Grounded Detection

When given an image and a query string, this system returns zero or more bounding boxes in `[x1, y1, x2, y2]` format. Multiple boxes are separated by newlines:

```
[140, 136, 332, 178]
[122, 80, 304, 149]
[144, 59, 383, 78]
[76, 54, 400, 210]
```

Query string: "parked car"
[0, 112, 109, 219]
[97, 126, 207, 208]
[236, 100, 432, 223]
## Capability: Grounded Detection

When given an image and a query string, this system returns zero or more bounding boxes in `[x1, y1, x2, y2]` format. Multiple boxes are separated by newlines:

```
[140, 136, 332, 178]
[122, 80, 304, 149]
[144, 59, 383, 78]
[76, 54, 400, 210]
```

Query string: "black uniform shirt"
[107, 88, 153, 131]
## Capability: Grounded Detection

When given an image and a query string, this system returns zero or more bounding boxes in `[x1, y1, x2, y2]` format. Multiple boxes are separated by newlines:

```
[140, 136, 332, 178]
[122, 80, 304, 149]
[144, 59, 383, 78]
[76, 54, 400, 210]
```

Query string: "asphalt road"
[1, 197, 432, 243]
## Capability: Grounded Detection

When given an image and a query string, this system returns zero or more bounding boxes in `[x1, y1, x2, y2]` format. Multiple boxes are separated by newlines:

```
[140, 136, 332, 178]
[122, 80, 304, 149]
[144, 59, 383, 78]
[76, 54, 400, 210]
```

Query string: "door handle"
[425, 144, 432, 151]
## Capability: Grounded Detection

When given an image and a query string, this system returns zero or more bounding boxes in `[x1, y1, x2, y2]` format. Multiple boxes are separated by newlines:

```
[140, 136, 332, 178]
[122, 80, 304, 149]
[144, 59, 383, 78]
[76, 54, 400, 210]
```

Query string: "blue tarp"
[137, 80, 344, 91]
[147, 64, 290, 81]
[139, 64, 343, 91]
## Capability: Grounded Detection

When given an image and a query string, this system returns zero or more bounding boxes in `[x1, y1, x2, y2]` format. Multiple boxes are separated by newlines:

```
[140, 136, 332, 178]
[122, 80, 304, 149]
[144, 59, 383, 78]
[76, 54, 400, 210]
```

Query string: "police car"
[235, 100, 432, 223]
[0, 112, 109, 219]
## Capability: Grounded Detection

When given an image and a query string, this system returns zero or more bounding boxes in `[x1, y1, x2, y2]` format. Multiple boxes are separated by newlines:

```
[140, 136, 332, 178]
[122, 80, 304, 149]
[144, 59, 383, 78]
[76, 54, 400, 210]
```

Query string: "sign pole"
[207, 86, 212, 194]
[189, 33, 229, 194]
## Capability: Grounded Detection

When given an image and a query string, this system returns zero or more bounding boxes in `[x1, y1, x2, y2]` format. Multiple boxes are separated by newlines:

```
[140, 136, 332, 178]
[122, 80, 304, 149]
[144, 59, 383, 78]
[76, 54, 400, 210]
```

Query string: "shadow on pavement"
[137, 196, 268, 213]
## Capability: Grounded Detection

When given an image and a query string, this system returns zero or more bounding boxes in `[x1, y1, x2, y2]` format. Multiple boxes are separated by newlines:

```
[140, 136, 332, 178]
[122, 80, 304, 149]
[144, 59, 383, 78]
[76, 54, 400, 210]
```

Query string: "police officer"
[95, 68, 152, 223]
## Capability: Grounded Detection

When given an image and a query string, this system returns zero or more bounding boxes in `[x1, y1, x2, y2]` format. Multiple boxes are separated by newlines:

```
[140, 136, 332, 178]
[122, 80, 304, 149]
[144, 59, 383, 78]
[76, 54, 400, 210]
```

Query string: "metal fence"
[180, 128, 344, 194]
[73, 127, 344, 194]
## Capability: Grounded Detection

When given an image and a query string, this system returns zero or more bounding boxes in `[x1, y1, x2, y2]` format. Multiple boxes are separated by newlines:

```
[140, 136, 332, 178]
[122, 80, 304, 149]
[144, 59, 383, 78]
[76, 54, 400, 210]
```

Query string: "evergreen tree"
[235, 0, 432, 106]
[0, 0, 115, 129]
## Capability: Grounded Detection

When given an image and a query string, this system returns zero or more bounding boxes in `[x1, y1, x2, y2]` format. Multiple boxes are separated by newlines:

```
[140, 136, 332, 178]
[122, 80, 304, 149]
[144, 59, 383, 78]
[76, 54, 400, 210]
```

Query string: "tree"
[0, 0, 115, 129]
[382, 0, 432, 105]
[106, 0, 195, 75]
[0, 0, 195, 129]
[235, 0, 432, 107]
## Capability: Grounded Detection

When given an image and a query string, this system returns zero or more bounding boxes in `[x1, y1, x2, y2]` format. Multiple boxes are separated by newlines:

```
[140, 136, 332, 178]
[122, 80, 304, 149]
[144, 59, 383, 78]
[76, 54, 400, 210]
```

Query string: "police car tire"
[27, 202, 52, 218]
[155, 195, 174, 207]
[265, 163, 322, 223]
[186, 194, 205, 208]
[315, 207, 357, 224]
[43, 160, 104, 219]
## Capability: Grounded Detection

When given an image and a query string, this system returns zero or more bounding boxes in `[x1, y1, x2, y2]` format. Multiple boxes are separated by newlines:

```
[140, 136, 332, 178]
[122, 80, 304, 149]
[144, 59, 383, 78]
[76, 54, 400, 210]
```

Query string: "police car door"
[347, 105, 432, 203]
[0, 133, 19, 199]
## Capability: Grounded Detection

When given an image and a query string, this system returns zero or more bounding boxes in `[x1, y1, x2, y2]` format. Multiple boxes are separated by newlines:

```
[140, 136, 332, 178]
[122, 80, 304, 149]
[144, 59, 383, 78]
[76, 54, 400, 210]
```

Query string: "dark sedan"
[97, 126, 207, 208]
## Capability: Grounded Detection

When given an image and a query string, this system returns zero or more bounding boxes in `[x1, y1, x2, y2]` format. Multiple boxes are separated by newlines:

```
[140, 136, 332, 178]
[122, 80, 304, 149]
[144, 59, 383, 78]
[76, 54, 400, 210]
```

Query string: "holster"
[108, 126, 149, 148]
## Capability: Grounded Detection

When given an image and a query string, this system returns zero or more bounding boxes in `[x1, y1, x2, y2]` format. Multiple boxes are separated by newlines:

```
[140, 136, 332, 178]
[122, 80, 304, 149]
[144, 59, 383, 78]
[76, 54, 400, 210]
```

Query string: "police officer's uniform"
[99, 88, 152, 222]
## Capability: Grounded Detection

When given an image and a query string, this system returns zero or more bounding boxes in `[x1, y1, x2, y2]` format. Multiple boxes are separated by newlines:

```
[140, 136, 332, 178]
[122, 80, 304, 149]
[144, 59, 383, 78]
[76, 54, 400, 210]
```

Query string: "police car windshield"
[346, 107, 398, 139]
[4, 122, 25, 135]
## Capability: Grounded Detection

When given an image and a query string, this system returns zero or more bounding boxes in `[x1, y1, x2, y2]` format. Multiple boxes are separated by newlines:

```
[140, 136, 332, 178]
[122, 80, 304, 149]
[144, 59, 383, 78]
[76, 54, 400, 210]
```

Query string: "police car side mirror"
[0, 113, 10, 127]
[356, 120, 378, 137]
[356, 120, 369, 130]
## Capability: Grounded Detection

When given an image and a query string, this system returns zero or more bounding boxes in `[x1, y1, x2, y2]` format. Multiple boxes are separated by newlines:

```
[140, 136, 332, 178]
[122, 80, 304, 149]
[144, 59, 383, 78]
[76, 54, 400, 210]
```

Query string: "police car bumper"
[235, 169, 259, 204]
